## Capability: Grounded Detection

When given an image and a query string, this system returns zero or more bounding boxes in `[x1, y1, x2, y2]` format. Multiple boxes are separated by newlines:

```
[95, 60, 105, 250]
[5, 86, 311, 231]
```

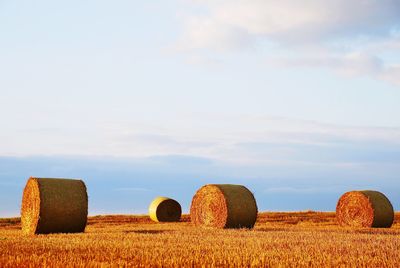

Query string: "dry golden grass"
[0, 212, 399, 267]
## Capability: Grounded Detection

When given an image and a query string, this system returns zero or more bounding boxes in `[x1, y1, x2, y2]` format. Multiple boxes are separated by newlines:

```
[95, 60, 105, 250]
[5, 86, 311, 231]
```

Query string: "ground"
[0, 212, 399, 267]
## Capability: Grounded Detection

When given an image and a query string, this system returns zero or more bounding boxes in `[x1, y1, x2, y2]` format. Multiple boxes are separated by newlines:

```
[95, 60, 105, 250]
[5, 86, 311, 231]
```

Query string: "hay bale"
[336, 190, 394, 228]
[149, 197, 182, 222]
[190, 184, 258, 228]
[21, 177, 88, 235]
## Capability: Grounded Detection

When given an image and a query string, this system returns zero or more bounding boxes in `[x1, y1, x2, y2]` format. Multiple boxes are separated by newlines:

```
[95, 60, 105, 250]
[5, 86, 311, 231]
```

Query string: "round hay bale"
[149, 197, 182, 222]
[190, 184, 258, 229]
[21, 177, 88, 235]
[336, 190, 394, 228]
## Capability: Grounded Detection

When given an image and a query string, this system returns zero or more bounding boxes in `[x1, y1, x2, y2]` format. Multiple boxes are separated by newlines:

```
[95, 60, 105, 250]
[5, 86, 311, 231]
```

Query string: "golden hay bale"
[149, 196, 182, 222]
[336, 190, 394, 228]
[21, 177, 88, 235]
[190, 184, 258, 229]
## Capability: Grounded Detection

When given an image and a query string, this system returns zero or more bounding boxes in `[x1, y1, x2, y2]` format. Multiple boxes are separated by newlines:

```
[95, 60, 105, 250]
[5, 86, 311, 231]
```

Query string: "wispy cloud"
[264, 187, 340, 194]
[113, 187, 150, 192]
[2, 115, 400, 166]
[267, 49, 400, 86]
[105, 115, 400, 166]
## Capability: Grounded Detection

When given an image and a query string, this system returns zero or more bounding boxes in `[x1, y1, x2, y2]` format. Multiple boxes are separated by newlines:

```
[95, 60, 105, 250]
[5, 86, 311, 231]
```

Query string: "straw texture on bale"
[336, 190, 394, 228]
[190, 184, 258, 229]
[149, 197, 182, 222]
[21, 177, 88, 235]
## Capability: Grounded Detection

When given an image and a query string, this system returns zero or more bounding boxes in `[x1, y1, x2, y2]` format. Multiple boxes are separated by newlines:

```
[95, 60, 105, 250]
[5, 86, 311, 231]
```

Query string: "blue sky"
[1, 0, 400, 216]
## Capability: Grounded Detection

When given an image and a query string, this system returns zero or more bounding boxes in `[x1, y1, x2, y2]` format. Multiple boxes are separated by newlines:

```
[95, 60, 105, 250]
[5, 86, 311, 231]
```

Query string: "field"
[1, 211, 399, 267]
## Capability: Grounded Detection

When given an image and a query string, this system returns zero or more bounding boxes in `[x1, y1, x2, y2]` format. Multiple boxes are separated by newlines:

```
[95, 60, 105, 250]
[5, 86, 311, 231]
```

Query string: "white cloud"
[177, 16, 252, 51]
[379, 64, 400, 85]
[178, 0, 400, 85]
[180, 0, 400, 47]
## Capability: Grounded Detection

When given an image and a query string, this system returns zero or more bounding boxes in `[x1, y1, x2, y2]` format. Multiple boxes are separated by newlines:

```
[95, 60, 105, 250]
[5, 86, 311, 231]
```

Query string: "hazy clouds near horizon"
[1, 154, 399, 217]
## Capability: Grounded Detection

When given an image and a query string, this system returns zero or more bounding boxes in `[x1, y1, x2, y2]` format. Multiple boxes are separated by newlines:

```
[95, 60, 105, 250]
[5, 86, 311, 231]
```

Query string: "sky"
[1, 0, 400, 216]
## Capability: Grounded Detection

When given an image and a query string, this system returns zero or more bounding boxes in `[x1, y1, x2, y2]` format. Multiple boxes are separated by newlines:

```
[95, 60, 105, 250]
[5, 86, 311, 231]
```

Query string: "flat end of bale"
[21, 177, 41, 235]
[190, 184, 228, 228]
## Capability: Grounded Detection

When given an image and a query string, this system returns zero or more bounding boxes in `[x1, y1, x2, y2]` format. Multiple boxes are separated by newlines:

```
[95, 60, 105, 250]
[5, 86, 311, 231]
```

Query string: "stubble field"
[1, 211, 399, 267]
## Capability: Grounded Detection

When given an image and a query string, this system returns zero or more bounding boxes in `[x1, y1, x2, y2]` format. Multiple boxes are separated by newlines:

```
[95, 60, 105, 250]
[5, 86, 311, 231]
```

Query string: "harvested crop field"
[1, 211, 400, 267]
